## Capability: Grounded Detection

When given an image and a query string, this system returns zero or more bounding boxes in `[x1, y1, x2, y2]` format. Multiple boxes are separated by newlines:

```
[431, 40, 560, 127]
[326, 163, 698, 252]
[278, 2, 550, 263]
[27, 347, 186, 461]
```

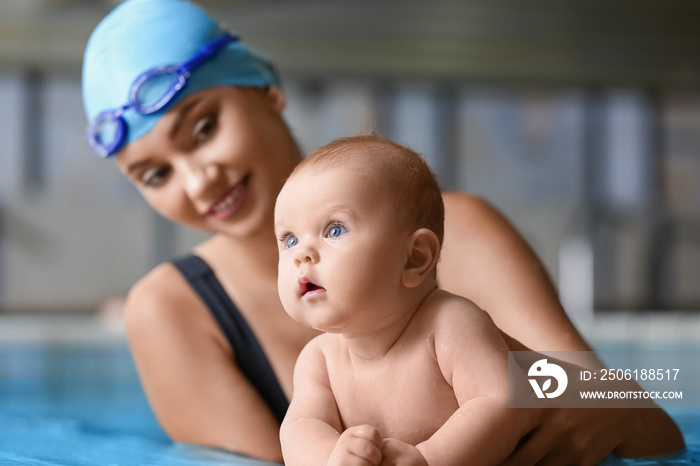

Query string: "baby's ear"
[401, 228, 440, 288]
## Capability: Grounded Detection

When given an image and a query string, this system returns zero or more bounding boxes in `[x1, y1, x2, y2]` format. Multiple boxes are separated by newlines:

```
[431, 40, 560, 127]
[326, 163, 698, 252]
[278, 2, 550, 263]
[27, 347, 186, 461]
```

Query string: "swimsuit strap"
[171, 254, 288, 423]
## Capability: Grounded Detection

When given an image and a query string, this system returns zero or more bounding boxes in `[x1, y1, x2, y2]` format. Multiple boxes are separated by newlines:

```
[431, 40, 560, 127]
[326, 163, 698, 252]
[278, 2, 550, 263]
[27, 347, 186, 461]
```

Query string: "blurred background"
[0, 0, 699, 340]
[0, 2, 699, 463]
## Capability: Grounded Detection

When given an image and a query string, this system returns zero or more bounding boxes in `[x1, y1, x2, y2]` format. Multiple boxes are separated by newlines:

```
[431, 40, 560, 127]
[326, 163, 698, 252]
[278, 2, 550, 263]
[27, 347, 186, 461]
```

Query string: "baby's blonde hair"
[293, 135, 444, 245]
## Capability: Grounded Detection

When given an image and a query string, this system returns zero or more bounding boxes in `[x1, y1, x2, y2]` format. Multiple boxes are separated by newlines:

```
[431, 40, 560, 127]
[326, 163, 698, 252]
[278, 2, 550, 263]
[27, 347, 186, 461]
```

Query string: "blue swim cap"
[82, 0, 280, 150]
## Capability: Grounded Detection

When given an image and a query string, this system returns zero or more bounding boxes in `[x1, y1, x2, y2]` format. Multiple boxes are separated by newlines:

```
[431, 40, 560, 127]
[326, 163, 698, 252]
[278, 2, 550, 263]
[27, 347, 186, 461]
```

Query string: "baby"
[274, 135, 525, 466]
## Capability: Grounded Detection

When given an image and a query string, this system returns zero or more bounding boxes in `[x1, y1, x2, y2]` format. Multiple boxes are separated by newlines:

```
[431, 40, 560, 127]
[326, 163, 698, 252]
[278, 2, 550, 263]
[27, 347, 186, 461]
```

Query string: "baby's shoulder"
[421, 290, 496, 333]
[299, 332, 342, 361]
[420, 291, 507, 371]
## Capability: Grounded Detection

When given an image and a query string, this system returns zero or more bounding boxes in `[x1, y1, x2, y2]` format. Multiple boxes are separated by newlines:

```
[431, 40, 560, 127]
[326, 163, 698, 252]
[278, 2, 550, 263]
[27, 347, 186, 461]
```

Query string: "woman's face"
[115, 86, 301, 238]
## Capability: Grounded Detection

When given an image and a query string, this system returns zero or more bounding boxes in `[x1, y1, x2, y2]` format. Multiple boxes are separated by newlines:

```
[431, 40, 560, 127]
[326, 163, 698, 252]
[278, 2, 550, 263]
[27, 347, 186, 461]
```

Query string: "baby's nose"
[293, 243, 319, 266]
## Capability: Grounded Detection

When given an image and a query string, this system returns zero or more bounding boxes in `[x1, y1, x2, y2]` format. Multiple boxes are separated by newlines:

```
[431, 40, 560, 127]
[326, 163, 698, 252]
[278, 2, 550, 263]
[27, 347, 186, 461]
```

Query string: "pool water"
[0, 344, 280, 466]
[611, 409, 700, 465]
[1, 344, 697, 465]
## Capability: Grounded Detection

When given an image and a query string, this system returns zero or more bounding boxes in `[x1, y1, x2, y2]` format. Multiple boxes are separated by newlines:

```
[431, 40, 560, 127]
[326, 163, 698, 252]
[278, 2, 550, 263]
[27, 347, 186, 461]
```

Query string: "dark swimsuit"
[171, 254, 289, 423]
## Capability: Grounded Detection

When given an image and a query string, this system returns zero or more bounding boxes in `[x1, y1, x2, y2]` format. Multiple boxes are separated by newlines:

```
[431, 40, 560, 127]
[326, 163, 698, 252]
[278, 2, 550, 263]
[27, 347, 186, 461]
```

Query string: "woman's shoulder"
[123, 261, 208, 338]
[127, 261, 191, 307]
[442, 191, 504, 227]
[441, 190, 526, 249]
[441, 190, 485, 208]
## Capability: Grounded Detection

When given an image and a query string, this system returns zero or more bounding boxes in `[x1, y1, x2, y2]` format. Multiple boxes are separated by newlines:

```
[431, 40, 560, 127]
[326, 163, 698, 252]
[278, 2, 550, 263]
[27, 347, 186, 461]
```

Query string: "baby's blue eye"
[285, 235, 299, 249]
[326, 224, 347, 239]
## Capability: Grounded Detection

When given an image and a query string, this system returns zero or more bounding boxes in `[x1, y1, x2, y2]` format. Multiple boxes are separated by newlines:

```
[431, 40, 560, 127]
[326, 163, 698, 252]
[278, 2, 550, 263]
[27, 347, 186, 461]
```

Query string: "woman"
[82, 0, 683, 463]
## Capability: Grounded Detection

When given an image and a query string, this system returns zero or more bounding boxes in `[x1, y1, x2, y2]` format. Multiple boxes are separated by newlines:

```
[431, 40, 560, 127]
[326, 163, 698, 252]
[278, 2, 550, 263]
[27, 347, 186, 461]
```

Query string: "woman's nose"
[182, 159, 220, 199]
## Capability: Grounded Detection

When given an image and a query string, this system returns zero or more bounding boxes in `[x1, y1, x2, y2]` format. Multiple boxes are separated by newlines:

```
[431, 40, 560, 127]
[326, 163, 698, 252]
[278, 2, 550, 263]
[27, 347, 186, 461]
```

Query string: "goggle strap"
[181, 32, 238, 74]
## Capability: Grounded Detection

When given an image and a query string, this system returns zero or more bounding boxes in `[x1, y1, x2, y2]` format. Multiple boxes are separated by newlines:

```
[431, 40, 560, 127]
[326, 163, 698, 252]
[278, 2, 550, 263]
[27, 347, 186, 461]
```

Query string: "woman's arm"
[438, 192, 684, 461]
[439, 192, 590, 354]
[124, 263, 283, 461]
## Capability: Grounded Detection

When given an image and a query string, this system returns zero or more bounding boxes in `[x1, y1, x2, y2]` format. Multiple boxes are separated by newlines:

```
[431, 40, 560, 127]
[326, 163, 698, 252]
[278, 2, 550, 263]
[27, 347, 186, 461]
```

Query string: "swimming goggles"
[86, 32, 239, 158]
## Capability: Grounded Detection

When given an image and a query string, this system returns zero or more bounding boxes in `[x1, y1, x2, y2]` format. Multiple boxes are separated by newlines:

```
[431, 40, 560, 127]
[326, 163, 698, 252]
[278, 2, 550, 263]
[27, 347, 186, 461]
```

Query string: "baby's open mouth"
[301, 280, 326, 296]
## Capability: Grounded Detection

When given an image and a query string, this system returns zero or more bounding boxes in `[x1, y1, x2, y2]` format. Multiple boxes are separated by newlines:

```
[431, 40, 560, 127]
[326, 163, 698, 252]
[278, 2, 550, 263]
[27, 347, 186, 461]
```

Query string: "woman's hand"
[504, 407, 627, 466]
[504, 405, 684, 466]
[503, 333, 684, 465]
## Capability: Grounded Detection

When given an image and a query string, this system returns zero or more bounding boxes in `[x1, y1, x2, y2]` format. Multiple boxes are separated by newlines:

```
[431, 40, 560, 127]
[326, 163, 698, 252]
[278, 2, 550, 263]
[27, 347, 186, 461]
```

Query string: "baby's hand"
[328, 425, 384, 466]
[380, 438, 427, 466]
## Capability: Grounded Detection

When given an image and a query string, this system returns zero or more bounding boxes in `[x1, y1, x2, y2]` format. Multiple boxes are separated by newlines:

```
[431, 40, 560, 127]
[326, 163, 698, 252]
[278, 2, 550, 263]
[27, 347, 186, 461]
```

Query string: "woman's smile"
[206, 175, 250, 220]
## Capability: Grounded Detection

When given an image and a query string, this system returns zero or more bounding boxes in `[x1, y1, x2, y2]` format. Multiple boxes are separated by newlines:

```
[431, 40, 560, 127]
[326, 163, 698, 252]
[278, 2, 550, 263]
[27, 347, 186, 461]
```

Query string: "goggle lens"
[87, 112, 126, 158]
[130, 65, 187, 114]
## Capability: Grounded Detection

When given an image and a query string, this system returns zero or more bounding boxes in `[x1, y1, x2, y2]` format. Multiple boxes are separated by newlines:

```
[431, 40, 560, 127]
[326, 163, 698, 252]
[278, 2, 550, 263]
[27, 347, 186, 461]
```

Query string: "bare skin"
[274, 158, 525, 465]
[120, 86, 684, 462]
[281, 292, 524, 466]
[438, 194, 684, 463]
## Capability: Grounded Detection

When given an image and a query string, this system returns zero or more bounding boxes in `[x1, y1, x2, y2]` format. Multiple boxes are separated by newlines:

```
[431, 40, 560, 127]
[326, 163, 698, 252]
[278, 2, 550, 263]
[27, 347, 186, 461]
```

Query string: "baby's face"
[274, 165, 409, 335]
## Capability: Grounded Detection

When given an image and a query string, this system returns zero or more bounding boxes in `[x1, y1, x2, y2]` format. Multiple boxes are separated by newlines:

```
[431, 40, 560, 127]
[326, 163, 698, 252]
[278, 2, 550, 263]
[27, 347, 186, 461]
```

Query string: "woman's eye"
[326, 224, 347, 239]
[141, 166, 171, 187]
[192, 114, 217, 142]
[285, 235, 299, 249]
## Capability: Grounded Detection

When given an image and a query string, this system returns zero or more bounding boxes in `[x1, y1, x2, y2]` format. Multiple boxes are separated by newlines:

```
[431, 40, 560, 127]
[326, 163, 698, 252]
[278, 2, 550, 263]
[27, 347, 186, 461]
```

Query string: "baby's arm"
[416, 299, 526, 466]
[280, 336, 383, 466]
